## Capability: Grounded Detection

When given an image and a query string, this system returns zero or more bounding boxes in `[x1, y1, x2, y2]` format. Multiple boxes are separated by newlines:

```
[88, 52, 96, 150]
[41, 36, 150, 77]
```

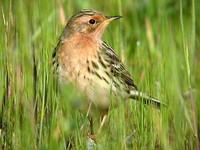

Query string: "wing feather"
[100, 41, 137, 90]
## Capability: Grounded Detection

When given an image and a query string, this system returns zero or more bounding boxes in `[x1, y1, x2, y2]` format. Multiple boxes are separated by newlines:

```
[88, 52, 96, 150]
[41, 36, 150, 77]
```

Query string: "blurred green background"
[0, 0, 199, 149]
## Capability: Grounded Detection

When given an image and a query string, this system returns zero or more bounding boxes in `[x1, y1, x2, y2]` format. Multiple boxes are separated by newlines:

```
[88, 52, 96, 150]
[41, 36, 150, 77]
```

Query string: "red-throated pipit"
[52, 9, 163, 122]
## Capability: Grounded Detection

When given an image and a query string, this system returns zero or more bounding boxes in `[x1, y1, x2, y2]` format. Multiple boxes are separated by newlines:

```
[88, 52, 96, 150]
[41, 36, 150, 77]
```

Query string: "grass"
[0, 0, 200, 149]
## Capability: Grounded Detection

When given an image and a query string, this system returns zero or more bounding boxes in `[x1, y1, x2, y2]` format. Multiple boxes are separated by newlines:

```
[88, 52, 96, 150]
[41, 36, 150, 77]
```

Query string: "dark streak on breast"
[102, 76, 109, 84]
[91, 61, 99, 69]
[91, 70, 102, 80]
[87, 66, 91, 73]
[98, 55, 107, 68]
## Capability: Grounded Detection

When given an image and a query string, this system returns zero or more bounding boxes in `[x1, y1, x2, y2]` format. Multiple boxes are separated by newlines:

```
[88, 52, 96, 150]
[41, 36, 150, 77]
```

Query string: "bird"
[52, 9, 163, 117]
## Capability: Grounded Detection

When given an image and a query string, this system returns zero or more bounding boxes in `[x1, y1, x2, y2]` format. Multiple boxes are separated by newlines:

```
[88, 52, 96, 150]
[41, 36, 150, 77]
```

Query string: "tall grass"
[0, 0, 199, 149]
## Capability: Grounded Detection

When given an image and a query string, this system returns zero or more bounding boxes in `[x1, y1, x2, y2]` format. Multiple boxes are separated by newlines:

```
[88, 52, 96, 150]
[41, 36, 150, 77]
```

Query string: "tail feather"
[129, 90, 166, 109]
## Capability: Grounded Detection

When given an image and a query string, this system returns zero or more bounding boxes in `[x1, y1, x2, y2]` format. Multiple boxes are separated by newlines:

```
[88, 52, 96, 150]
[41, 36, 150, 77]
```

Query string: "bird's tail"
[129, 90, 166, 109]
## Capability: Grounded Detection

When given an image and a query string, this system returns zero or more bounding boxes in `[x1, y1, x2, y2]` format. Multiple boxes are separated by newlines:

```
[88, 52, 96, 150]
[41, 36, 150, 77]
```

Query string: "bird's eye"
[89, 19, 96, 24]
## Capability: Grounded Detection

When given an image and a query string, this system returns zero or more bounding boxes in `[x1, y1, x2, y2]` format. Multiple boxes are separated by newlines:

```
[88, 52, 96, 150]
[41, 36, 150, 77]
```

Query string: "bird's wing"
[100, 41, 137, 91]
[100, 42, 164, 109]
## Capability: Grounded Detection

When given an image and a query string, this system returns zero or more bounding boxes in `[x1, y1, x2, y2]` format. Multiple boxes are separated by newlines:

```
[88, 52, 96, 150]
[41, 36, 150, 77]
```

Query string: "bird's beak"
[105, 16, 122, 23]
[95, 15, 122, 37]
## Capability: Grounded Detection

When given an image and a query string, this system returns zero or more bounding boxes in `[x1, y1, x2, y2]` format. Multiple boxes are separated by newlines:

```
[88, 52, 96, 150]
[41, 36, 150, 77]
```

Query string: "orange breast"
[57, 33, 99, 82]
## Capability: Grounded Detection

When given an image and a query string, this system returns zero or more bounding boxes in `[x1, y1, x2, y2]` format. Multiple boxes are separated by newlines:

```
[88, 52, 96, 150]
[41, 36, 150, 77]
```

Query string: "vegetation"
[0, 0, 199, 149]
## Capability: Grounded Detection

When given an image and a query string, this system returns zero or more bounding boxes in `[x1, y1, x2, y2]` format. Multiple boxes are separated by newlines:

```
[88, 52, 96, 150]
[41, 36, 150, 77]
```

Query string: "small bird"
[52, 9, 162, 115]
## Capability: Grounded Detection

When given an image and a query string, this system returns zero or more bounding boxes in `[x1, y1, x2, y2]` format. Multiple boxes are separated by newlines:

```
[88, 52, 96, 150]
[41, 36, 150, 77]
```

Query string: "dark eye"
[89, 19, 96, 24]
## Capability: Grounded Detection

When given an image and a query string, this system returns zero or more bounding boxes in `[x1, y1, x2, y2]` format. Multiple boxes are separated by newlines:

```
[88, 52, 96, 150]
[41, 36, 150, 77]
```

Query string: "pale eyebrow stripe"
[75, 13, 94, 18]
[74, 9, 103, 19]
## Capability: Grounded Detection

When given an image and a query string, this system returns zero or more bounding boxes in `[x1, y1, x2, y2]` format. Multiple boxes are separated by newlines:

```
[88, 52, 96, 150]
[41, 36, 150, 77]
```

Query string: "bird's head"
[64, 9, 122, 38]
